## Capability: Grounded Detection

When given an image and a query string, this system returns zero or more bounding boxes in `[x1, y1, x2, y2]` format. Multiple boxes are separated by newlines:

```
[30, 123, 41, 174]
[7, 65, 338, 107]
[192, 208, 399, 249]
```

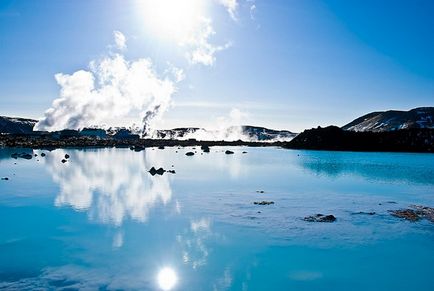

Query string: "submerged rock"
[352, 211, 376, 216]
[20, 153, 32, 160]
[304, 214, 336, 223]
[379, 201, 397, 205]
[389, 209, 420, 222]
[256, 190, 265, 193]
[390, 205, 434, 222]
[185, 152, 195, 156]
[225, 150, 234, 155]
[411, 205, 434, 222]
[253, 201, 274, 205]
[11, 153, 33, 160]
[149, 167, 166, 176]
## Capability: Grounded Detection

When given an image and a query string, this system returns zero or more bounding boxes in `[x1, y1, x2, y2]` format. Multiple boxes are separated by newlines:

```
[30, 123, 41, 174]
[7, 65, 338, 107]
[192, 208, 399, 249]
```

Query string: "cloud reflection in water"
[44, 148, 173, 226]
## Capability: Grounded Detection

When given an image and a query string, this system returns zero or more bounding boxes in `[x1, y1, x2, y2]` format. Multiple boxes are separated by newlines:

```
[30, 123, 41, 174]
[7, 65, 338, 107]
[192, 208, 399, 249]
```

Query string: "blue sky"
[0, 0, 433, 131]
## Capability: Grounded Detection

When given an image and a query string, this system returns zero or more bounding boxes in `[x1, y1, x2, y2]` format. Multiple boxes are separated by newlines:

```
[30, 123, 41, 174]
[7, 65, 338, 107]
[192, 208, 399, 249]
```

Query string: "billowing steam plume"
[35, 32, 178, 133]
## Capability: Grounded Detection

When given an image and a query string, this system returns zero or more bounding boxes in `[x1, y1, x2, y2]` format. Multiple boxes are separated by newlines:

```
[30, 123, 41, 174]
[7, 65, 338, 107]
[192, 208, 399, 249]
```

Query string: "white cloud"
[250, 4, 256, 20]
[216, 0, 239, 20]
[113, 30, 127, 50]
[183, 18, 231, 66]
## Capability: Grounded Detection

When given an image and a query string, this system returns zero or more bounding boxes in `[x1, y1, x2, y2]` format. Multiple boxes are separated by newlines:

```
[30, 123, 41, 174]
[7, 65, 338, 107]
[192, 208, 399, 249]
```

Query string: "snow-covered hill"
[151, 125, 297, 142]
[0, 116, 37, 134]
[342, 107, 434, 132]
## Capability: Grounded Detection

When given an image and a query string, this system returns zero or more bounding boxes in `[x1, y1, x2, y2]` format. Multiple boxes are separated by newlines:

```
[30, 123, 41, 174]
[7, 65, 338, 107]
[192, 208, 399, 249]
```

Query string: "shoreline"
[0, 134, 285, 150]
[1, 125, 433, 153]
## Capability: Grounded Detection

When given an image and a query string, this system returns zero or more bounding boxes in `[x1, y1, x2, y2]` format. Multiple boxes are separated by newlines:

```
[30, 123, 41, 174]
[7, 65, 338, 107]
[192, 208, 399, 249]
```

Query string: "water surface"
[0, 147, 433, 290]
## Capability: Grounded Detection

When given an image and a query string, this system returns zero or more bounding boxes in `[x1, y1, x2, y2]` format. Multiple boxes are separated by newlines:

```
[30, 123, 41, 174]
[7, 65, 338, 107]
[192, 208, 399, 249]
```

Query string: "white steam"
[35, 32, 177, 132]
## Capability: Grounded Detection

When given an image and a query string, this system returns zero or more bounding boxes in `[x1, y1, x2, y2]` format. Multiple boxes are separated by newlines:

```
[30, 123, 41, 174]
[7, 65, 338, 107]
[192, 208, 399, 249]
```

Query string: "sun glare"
[157, 267, 178, 290]
[140, 0, 206, 42]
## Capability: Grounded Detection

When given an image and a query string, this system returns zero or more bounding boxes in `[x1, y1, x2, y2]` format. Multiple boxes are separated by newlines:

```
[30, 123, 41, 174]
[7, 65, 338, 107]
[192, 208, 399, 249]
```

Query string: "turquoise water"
[0, 147, 434, 290]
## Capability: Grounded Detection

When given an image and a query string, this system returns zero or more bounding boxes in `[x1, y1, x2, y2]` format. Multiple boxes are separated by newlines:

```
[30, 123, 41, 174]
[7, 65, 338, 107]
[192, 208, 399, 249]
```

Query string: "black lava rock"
[149, 167, 166, 176]
[201, 145, 210, 152]
[253, 201, 274, 205]
[304, 214, 336, 223]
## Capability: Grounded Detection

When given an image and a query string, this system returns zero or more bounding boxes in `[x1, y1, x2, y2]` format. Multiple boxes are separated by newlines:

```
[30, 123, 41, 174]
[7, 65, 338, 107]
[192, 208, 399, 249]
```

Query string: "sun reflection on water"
[157, 267, 178, 290]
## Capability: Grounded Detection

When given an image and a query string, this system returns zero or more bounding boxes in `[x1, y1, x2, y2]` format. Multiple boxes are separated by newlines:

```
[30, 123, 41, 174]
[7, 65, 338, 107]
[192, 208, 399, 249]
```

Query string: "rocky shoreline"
[1, 126, 434, 153]
[0, 134, 284, 149]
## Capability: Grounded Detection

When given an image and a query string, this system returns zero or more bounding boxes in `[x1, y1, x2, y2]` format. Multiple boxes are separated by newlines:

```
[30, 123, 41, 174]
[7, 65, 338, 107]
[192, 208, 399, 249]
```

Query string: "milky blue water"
[0, 147, 434, 290]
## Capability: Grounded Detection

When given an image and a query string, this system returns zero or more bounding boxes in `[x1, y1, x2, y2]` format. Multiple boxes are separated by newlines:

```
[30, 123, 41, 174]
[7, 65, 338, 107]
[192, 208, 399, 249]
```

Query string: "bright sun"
[140, 0, 206, 42]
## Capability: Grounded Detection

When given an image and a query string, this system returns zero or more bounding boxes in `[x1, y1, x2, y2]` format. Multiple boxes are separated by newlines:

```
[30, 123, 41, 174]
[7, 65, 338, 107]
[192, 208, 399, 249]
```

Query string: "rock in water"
[352, 211, 376, 216]
[65, 154, 70, 159]
[19, 153, 33, 160]
[304, 214, 336, 222]
[185, 152, 195, 156]
[389, 205, 434, 223]
[41, 153, 46, 157]
[149, 167, 166, 176]
[411, 205, 434, 222]
[158, 146, 165, 150]
[225, 150, 234, 155]
[1, 177, 9, 181]
[389, 209, 420, 221]
[201, 145, 210, 152]
[253, 201, 274, 205]
[61, 159, 67, 163]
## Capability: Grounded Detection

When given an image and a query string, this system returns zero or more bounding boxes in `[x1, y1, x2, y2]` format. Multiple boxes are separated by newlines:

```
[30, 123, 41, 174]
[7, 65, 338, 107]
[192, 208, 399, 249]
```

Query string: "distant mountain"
[152, 127, 201, 139]
[342, 107, 434, 132]
[0, 116, 37, 134]
[0, 116, 296, 142]
[152, 125, 297, 141]
[240, 125, 296, 141]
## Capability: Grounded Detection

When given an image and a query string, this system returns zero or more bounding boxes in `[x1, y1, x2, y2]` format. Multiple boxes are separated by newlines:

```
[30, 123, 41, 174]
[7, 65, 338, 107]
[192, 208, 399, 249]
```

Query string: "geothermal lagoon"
[0, 147, 434, 290]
